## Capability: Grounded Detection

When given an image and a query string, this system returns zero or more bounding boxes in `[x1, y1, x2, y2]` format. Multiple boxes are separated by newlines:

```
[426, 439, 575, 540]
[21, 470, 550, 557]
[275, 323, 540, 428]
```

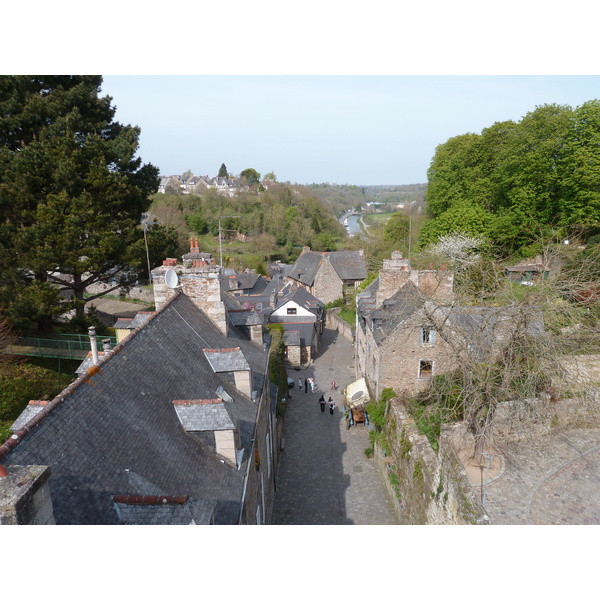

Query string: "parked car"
[287, 377, 295, 388]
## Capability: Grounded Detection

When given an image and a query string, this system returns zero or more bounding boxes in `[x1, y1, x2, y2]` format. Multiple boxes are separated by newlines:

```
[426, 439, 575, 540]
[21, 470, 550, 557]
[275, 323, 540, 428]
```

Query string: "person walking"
[309, 377, 315, 393]
[298, 377, 302, 390]
[319, 395, 325, 413]
[328, 397, 335, 415]
[305, 378, 308, 393]
[331, 380, 336, 391]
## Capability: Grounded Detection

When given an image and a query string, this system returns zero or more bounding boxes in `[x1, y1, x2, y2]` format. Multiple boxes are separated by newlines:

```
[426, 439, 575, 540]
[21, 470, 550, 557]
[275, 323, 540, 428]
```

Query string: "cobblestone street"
[272, 328, 397, 525]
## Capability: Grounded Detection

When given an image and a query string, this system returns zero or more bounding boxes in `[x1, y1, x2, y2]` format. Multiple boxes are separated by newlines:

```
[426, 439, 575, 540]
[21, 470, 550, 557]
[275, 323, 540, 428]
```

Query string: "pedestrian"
[305, 378, 308, 393]
[331, 380, 336, 390]
[328, 397, 335, 415]
[298, 377, 302, 390]
[319, 395, 325, 412]
[309, 377, 315, 392]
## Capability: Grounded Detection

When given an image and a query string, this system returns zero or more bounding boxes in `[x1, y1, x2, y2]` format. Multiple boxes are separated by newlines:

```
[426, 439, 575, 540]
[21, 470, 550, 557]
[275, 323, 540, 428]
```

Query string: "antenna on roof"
[165, 268, 182, 289]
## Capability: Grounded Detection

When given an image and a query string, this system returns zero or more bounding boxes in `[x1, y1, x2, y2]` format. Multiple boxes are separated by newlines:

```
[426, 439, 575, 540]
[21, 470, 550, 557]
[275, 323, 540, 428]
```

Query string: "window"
[419, 360, 433, 380]
[420, 326, 435, 345]
[287, 307, 297, 315]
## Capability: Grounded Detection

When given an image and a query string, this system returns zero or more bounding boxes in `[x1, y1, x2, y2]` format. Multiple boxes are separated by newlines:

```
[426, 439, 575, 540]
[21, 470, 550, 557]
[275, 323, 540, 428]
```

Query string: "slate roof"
[288, 250, 367, 285]
[228, 310, 264, 327]
[172, 399, 235, 431]
[280, 322, 317, 348]
[113, 496, 216, 525]
[366, 282, 425, 345]
[274, 285, 324, 317]
[10, 402, 47, 432]
[0, 292, 268, 525]
[203, 347, 249, 372]
[223, 272, 269, 294]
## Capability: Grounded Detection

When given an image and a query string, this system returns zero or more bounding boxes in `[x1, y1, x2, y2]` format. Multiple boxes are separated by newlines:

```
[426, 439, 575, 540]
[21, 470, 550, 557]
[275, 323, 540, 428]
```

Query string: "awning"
[345, 377, 370, 408]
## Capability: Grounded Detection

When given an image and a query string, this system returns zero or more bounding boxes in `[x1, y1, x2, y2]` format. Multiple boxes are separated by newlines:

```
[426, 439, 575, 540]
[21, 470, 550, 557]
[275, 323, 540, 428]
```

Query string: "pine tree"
[0, 76, 159, 330]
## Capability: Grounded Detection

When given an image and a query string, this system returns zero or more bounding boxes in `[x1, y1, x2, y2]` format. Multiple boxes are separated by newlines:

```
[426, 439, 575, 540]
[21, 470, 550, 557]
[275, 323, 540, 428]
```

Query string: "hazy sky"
[99, 75, 600, 186]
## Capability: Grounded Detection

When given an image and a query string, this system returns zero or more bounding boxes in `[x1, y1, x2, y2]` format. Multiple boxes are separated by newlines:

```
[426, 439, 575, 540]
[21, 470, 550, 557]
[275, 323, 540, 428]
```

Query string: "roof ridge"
[0, 292, 179, 462]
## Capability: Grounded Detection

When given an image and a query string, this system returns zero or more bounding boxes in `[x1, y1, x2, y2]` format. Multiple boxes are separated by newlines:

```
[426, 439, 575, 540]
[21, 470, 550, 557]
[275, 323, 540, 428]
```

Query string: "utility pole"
[218, 215, 240, 269]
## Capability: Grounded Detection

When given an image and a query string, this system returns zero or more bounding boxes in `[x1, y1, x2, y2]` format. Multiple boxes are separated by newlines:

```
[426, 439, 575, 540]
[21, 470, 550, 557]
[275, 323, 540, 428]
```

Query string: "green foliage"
[218, 163, 228, 178]
[0, 76, 159, 328]
[383, 212, 410, 247]
[324, 298, 345, 309]
[266, 324, 288, 406]
[413, 460, 424, 482]
[186, 214, 209, 235]
[0, 362, 62, 442]
[422, 102, 600, 256]
[240, 168, 261, 186]
[399, 428, 412, 459]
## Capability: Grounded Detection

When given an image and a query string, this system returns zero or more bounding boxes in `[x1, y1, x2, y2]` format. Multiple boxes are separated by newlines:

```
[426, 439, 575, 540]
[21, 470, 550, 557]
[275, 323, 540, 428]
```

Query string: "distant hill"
[305, 183, 427, 217]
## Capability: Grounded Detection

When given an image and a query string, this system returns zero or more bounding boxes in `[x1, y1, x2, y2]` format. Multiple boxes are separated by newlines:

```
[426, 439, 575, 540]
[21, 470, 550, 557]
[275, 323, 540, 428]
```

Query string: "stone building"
[1, 283, 278, 524]
[287, 247, 368, 305]
[356, 251, 544, 402]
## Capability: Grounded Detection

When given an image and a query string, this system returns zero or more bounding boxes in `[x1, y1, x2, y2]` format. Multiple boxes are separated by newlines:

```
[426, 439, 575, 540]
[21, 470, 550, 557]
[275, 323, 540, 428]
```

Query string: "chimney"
[250, 324, 264, 347]
[102, 339, 111, 352]
[233, 368, 253, 398]
[88, 326, 99, 366]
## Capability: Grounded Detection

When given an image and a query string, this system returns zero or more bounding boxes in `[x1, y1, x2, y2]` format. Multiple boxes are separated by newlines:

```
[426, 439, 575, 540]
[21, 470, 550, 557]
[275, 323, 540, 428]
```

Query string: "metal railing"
[4, 334, 118, 359]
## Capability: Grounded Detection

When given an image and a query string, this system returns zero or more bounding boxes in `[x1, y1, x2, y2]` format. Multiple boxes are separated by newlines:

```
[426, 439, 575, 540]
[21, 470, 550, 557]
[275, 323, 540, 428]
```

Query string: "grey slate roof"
[0, 292, 268, 525]
[203, 348, 250, 372]
[228, 311, 264, 327]
[113, 497, 216, 525]
[10, 404, 46, 432]
[288, 250, 367, 286]
[172, 400, 236, 431]
[280, 322, 317, 347]
[274, 285, 324, 317]
[367, 282, 424, 345]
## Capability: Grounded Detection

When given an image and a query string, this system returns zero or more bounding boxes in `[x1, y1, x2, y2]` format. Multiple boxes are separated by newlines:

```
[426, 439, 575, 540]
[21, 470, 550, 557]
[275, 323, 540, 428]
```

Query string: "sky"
[100, 75, 600, 186]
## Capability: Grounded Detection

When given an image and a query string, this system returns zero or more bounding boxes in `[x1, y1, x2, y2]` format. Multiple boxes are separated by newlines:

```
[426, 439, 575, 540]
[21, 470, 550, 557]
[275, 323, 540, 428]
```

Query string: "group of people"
[296, 376, 336, 415]
[298, 377, 315, 393]
[319, 395, 335, 415]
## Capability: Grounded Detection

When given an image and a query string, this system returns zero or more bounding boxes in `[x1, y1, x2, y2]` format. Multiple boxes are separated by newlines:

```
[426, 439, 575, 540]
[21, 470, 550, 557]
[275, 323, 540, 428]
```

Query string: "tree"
[240, 168, 261, 186]
[0, 76, 159, 329]
[218, 163, 228, 178]
[383, 212, 410, 246]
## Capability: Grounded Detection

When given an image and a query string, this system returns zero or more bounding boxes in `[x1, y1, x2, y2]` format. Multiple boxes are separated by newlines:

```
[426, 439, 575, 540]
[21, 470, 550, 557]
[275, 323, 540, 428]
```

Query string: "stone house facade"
[287, 247, 368, 305]
[355, 252, 455, 401]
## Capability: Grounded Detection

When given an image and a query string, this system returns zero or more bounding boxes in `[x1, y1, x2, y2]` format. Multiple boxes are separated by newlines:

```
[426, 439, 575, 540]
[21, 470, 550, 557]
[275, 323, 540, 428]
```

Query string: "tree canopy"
[0, 76, 159, 330]
[240, 168, 261, 186]
[421, 101, 600, 256]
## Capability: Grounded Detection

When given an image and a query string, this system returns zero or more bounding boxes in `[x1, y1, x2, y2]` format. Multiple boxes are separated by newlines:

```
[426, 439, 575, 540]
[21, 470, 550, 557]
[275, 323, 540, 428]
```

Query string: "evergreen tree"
[0, 76, 159, 330]
[218, 163, 228, 178]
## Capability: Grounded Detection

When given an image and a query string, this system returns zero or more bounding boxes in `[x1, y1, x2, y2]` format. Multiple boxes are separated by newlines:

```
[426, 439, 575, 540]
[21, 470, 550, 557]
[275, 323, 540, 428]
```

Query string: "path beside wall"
[325, 308, 354, 342]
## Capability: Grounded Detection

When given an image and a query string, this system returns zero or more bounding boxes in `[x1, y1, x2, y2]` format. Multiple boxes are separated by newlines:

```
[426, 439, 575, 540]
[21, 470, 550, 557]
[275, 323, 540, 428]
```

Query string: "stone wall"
[313, 259, 344, 305]
[86, 281, 155, 304]
[0, 465, 55, 525]
[377, 400, 487, 525]
[325, 308, 354, 341]
[152, 264, 228, 335]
